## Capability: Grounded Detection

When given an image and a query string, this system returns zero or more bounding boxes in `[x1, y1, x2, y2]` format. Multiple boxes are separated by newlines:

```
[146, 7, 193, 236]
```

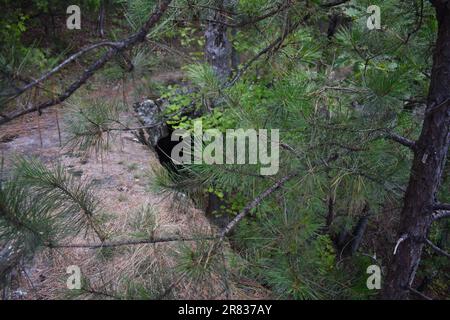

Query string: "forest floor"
[0, 74, 269, 300]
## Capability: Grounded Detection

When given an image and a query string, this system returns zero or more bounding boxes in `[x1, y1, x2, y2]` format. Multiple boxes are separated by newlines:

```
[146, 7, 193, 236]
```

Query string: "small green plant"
[129, 204, 158, 239]
[127, 163, 139, 172]
[64, 98, 124, 156]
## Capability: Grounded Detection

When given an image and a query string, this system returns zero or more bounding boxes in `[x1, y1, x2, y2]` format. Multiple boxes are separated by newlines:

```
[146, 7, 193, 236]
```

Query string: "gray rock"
[133, 99, 170, 149]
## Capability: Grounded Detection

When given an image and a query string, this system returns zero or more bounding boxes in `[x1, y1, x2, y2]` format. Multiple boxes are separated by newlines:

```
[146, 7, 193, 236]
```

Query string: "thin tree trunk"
[382, 1, 450, 299]
[230, 1, 240, 74]
[204, 0, 232, 82]
[231, 26, 239, 73]
[98, 0, 106, 38]
[349, 206, 369, 255]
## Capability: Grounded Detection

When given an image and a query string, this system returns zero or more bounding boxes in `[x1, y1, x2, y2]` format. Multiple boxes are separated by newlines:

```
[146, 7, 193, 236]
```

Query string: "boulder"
[133, 98, 170, 150]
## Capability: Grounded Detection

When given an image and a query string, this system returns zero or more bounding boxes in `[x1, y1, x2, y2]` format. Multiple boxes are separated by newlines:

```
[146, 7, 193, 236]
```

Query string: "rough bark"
[98, 0, 106, 38]
[382, 1, 450, 299]
[230, 23, 240, 73]
[133, 99, 170, 149]
[204, 0, 233, 81]
[349, 207, 369, 255]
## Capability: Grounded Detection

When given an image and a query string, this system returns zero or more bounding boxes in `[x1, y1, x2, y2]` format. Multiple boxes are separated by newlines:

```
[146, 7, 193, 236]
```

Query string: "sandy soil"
[0, 74, 271, 300]
[0, 86, 220, 299]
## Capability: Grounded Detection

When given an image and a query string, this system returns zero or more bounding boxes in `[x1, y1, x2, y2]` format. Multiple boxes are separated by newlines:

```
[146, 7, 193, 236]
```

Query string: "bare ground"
[0, 80, 269, 300]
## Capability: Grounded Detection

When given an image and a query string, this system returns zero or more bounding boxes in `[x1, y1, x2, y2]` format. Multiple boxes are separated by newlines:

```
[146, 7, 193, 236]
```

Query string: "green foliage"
[176, 240, 222, 282]
[65, 98, 124, 154]
[235, 204, 347, 299]
[0, 177, 59, 253]
[1, 0, 448, 300]
[184, 64, 221, 97]
[158, 0, 443, 299]
[121, 0, 157, 31]
[0, 156, 107, 262]
[128, 204, 158, 239]
[162, 64, 236, 131]
[13, 156, 106, 240]
[179, 26, 204, 48]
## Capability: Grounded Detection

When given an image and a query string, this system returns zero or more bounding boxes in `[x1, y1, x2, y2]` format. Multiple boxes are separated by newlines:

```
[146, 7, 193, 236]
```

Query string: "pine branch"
[0, 201, 39, 240]
[425, 239, 450, 258]
[216, 151, 344, 239]
[0, 0, 172, 126]
[51, 181, 107, 242]
[1, 42, 120, 103]
[49, 236, 217, 249]
[219, 172, 298, 238]
[434, 203, 450, 211]
[0, 180, 57, 252]
[14, 157, 106, 241]
[189, 1, 294, 28]
[47, 172, 299, 248]
[384, 131, 416, 150]
[432, 210, 450, 221]
[0, 202, 48, 249]
[321, 0, 350, 8]
[225, 13, 310, 88]
[280, 143, 304, 161]
[234, 1, 294, 28]
[408, 286, 433, 300]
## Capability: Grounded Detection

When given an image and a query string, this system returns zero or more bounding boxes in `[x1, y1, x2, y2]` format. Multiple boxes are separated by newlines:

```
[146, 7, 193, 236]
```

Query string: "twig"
[384, 130, 416, 150]
[225, 14, 310, 88]
[408, 286, 432, 300]
[425, 238, 450, 258]
[187, 1, 294, 28]
[434, 203, 450, 211]
[321, 0, 350, 8]
[219, 172, 298, 238]
[280, 143, 304, 161]
[49, 236, 217, 249]
[393, 234, 409, 255]
[404, 0, 424, 44]
[2, 41, 120, 102]
[432, 210, 450, 221]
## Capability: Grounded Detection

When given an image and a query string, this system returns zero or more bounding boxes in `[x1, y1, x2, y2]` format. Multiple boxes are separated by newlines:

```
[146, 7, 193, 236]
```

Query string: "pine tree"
[0, 0, 448, 300]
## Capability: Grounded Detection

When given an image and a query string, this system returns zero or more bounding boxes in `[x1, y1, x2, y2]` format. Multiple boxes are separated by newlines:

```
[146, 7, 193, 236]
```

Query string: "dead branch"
[280, 143, 304, 161]
[50, 235, 217, 249]
[408, 286, 433, 300]
[190, 1, 294, 28]
[225, 13, 310, 87]
[425, 238, 450, 258]
[434, 203, 450, 211]
[432, 210, 450, 221]
[219, 172, 298, 238]
[393, 234, 409, 255]
[2, 41, 120, 103]
[384, 131, 416, 150]
[321, 1, 350, 8]
[234, 1, 294, 28]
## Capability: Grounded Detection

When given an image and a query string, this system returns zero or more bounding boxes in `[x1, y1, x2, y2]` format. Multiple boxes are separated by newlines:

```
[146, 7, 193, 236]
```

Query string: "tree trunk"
[230, 1, 239, 74]
[382, 1, 450, 299]
[204, 0, 233, 82]
[231, 25, 240, 73]
[98, 0, 106, 38]
[349, 205, 370, 256]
